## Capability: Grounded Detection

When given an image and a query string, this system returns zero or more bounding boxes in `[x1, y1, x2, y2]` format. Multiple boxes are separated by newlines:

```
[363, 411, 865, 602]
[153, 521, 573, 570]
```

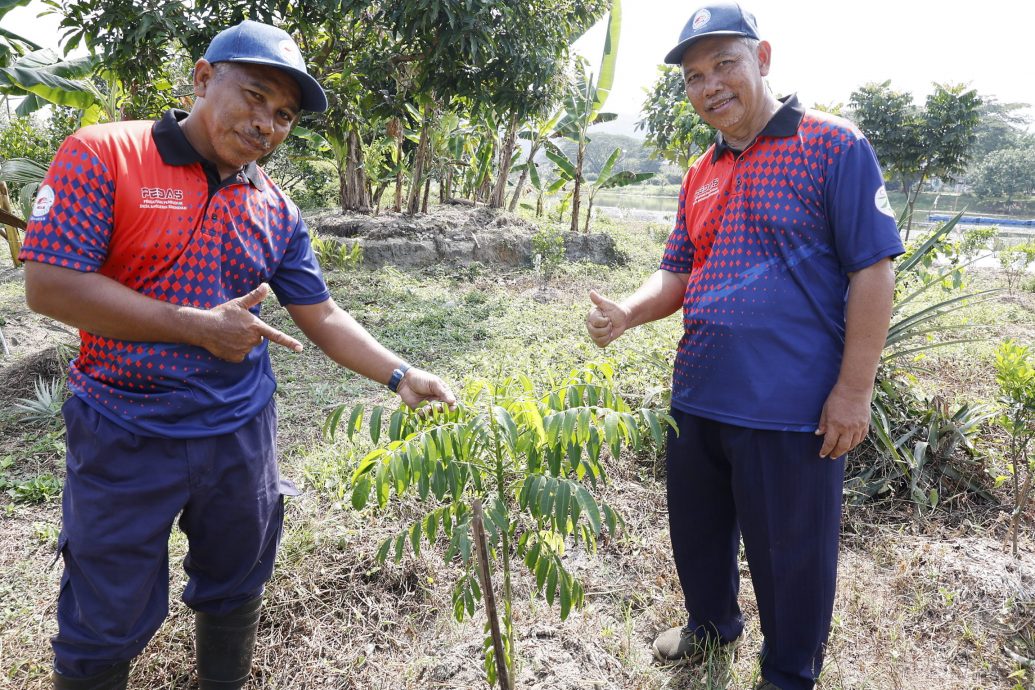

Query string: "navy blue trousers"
[666, 409, 844, 690]
[53, 396, 296, 678]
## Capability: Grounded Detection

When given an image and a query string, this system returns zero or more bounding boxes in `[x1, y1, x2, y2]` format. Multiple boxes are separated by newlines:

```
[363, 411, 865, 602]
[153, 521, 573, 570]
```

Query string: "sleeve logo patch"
[875, 185, 895, 218]
[31, 184, 55, 219]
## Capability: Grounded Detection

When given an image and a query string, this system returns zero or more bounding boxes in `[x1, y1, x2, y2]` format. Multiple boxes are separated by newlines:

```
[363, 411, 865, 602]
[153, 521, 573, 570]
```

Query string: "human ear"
[757, 40, 772, 77]
[193, 59, 214, 97]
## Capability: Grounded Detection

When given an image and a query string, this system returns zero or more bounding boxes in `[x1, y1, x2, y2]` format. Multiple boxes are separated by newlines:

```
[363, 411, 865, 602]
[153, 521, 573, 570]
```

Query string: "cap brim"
[219, 57, 328, 113]
[663, 30, 753, 65]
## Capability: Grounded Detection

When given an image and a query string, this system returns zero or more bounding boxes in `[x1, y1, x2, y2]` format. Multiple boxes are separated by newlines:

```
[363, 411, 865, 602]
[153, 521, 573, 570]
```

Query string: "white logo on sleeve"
[692, 9, 712, 30]
[31, 185, 55, 219]
[875, 185, 895, 218]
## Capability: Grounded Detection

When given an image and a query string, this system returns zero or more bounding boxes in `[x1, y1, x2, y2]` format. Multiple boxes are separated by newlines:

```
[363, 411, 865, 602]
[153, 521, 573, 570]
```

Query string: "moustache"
[243, 131, 272, 151]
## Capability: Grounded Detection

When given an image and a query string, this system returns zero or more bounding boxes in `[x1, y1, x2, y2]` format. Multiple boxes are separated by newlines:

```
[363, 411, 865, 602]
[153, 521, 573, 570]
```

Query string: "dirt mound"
[309, 204, 626, 269]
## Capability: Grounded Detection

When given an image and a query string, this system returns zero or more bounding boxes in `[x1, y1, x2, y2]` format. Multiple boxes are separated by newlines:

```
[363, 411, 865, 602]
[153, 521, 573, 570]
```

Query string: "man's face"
[680, 35, 772, 146]
[190, 60, 301, 175]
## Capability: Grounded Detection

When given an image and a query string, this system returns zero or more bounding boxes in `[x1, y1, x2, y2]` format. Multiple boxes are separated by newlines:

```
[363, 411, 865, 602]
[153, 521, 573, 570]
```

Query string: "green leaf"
[389, 409, 405, 441]
[351, 476, 371, 510]
[409, 521, 422, 556]
[544, 146, 577, 180]
[394, 532, 406, 563]
[643, 409, 665, 447]
[347, 403, 364, 441]
[546, 564, 559, 606]
[376, 537, 392, 564]
[597, 146, 623, 182]
[370, 406, 383, 444]
[575, 485, 602, 535]
[322, 403, 346, 441]
[559, 574, 573, 619]
[554, 480, 571, 534]
[535, 551, 551, 590]
[603, 503, 620, 537]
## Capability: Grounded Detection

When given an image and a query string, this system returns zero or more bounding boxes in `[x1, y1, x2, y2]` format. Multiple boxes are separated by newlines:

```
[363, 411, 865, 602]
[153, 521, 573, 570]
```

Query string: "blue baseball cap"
[663, 3, 760, 65]
[203, 20, 328, 113]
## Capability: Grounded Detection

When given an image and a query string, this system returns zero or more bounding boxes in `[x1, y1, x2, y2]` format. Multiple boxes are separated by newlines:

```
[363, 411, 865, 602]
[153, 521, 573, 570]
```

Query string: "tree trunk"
[339, 129, 371, 213]
[583, 192, 594, 233]
[489, 116, 519, 209]
[508, 143, 540, 213]
[422, 177, 431, 214]
[0, 181, 21, 267]
[569, 142, 585, 233]
[407, 114, 432, 215]
[903, 173, 926, 243]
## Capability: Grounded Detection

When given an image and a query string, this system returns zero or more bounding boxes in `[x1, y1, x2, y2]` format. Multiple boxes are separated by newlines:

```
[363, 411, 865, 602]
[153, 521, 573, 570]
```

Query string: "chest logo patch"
[140, 187, 188, 211]
[31, 184, 55, 219]
[693, 177, 721, 205]
[874, 185, 895, 218]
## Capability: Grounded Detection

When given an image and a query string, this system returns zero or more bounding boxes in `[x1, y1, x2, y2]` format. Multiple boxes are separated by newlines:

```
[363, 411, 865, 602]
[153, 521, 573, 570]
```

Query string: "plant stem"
[487, 397, 516, 688]
[472, 499, 510, 690]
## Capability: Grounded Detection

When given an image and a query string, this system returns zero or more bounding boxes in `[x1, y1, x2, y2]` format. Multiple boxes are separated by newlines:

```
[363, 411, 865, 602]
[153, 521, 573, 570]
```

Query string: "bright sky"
[5, 1, 1034, 132]
[575, 0, 1035, 134]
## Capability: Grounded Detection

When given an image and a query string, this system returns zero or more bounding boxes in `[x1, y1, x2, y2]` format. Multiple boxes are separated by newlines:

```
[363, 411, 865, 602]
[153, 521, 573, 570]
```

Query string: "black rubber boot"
[52, 662, 129, 689]
[195, 597, 262, 690]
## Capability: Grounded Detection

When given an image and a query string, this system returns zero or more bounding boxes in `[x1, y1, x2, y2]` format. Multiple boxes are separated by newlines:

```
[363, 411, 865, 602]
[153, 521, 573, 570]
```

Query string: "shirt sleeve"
[659, 171, 695, 273]
[825, 136, 906, 273]
[268, 215, 332, 306]
[18, 134, 115, 272]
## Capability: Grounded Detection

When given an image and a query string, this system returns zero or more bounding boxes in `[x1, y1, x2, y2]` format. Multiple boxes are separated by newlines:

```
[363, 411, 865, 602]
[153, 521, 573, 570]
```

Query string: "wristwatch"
[387, 363, 411, 393]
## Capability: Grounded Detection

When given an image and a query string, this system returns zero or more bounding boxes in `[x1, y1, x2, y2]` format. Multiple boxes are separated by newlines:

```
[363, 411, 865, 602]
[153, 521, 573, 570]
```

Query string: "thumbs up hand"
[198, 283, 304, 362]
[586, 289, 630, 348]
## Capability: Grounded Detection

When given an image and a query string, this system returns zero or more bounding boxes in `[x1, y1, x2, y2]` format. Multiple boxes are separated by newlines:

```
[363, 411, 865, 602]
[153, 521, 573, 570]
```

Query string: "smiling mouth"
[709, 96, 736, 111]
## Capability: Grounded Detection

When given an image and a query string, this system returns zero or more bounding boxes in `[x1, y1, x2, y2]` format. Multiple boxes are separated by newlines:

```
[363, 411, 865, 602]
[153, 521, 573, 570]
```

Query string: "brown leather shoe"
[652, 625, 735, 664]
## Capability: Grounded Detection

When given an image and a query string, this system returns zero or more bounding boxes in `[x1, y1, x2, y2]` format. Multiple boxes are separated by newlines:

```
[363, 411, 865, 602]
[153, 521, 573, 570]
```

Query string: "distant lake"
[593, 192, 677, 222]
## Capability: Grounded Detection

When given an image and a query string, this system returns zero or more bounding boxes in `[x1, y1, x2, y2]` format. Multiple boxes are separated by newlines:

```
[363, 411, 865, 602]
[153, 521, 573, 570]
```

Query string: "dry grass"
[0, 218, 1033, 690]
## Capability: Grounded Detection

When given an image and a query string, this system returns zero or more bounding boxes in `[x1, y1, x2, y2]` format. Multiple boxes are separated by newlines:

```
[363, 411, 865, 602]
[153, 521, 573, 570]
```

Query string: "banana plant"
[0, 49, 112, 121]
[551, 0, 621, 233]
[579, 146, 654, 232]
[325, 362, 673, 689]
[507, 108, 564, 212]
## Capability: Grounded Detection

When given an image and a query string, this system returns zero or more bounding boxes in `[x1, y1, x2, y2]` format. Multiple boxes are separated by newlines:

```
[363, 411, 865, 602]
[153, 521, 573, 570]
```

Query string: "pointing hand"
[199, 283, 304, 362]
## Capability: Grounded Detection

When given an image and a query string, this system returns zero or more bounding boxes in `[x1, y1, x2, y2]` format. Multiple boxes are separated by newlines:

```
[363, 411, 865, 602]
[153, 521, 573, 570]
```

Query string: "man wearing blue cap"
[586, 3, 903, 689]
[20, 19, 455, 690]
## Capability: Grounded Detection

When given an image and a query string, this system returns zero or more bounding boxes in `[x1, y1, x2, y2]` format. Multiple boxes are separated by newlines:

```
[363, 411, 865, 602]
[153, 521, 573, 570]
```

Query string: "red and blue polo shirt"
[660, 95, 905, 431]
[20, 109, 330, 438]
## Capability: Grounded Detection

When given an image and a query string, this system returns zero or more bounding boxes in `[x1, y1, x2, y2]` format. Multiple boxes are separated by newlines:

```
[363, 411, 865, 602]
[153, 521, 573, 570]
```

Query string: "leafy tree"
[994, 339, 1035, 558]
[547, 0, 621, 234]
[848, 81, 982, 240]
[508, 107, 564, 212]
[969, 98, 1033, 160]
[637, 65, 713, 169]
[54, 0, 607, 215]
[971, 147, 1035, 203]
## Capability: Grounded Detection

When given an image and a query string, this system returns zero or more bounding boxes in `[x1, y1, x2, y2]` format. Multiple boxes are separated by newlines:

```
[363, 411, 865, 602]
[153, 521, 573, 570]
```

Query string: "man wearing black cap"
[586, 3, 903, 689]
[20, 19, 455, 690]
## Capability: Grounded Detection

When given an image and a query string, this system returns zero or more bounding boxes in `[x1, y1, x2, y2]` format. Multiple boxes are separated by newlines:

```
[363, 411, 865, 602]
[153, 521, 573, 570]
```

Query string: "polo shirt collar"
[711, 93, 806, 162]
[152, 109, 264, 189]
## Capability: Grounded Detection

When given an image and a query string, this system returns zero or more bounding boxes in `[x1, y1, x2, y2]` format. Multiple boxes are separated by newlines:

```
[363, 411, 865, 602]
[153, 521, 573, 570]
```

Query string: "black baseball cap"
[203, 20, 328, 113]
[663, 3, 760, 65]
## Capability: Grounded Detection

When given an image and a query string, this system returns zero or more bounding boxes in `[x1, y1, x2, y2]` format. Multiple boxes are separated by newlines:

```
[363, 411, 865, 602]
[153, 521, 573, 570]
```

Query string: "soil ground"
[0, 208, 1033, 690]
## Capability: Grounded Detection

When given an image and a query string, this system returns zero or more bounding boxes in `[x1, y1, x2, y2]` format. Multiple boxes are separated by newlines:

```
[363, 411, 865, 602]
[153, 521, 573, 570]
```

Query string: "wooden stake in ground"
[472, 499, 512, 690]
